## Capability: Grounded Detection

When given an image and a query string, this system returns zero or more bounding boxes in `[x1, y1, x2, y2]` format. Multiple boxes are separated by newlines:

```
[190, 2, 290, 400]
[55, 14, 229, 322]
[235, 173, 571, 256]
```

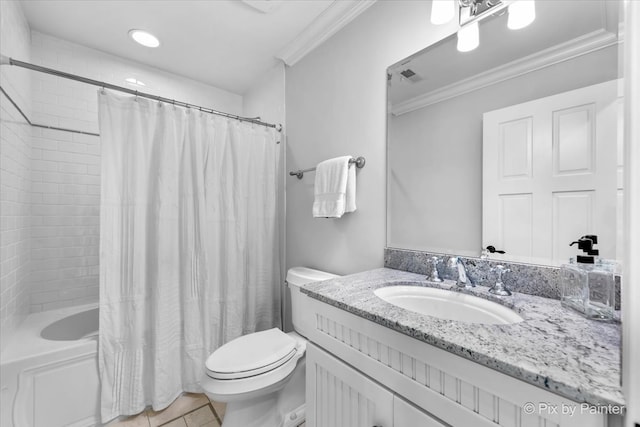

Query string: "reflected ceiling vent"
[241, 0, 285, 14]
[400, 69, 422, 83]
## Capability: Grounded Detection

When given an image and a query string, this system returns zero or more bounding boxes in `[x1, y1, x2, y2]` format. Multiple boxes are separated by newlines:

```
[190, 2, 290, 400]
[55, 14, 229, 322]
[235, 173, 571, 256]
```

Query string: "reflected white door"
[483, 80, 620, 265]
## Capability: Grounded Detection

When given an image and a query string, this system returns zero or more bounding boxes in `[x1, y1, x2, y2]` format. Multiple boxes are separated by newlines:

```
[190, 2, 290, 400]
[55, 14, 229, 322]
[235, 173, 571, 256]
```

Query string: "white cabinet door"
[306, 343, 393, 427]
[393, 396, 447, 427]
[483, 80, 620, 265]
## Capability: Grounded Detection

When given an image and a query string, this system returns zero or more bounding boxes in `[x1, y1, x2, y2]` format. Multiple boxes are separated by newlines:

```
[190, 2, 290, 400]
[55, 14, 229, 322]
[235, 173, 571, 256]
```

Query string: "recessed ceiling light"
[125, 77, 146, 86]
[128, 29, 160, 48]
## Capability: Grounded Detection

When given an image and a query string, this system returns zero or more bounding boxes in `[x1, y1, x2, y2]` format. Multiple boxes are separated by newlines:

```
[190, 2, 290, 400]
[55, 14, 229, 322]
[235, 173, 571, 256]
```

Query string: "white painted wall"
[285, 1, 457, 275]
[26, 31, 243, 312]
[243, 63, 285, 127]
[0, 0, 32, 342]
[243, 63, 288, 328]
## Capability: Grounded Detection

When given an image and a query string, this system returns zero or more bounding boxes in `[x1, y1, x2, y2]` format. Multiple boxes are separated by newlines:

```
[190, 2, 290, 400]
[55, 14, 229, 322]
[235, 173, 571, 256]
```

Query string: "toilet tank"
[286, 267, 339, 337]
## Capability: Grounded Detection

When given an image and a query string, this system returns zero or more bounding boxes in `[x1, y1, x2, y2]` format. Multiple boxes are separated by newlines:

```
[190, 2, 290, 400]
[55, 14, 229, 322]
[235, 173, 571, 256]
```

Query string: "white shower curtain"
[97, 90, 282, 422]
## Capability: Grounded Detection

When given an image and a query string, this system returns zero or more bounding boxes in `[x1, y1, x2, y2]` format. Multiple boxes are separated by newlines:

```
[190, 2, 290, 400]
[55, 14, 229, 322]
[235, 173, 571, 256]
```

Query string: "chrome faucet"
[428, 256, 442, 282]
[489, 265, 512, 296]
[449, 257, 472, 288]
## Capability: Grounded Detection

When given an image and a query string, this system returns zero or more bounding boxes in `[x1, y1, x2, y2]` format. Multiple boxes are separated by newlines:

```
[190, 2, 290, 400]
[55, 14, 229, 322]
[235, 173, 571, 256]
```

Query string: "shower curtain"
[97, 90, 281, 422]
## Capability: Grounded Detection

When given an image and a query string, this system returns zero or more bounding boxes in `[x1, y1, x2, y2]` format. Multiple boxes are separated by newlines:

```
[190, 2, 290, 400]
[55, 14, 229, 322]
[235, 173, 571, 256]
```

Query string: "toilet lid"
[205, 328, 298, 380]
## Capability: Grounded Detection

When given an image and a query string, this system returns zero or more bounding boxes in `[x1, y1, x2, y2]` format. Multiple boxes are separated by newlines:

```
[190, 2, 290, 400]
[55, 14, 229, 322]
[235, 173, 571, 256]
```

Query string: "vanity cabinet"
[394, 396, 448, 427]
[303, 296, 613, 427]
[306, 343, 393, 427]
[307, 343, 446, 427]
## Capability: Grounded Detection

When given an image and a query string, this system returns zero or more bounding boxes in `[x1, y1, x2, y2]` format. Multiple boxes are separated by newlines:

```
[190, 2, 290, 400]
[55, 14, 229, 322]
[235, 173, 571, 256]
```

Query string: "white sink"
[374, 286, 524, 325]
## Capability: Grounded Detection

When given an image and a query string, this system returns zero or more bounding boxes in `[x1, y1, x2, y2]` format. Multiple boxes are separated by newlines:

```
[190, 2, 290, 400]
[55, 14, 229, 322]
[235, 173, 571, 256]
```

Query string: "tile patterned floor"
[105, 393, 225, 427]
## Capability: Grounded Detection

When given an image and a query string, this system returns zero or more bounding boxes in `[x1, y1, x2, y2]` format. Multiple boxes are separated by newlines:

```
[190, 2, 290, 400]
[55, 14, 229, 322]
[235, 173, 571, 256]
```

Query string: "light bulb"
[457, 21, 479, 52]
[430, 0, 455, 25]
[508, 0, 536, 30]
[128, 30, 160, 48]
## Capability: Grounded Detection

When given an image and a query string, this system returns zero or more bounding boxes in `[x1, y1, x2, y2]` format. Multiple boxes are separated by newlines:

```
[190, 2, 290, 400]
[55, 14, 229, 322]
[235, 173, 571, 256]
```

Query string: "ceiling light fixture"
[125, 77, 146, 86]
[458, 0, 505, 26]
[457, 21, 479, 52]
[430, 0, 456, 25]
[507, 0, 536, 30]
[438, 0, 535, 53]
[128, 29, 160, 48]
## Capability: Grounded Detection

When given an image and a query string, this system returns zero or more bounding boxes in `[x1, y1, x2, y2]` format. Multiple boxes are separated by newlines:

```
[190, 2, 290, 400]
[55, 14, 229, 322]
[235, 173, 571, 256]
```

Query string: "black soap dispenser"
[561, 235, 614, 320]
[569, 235, 599, 264]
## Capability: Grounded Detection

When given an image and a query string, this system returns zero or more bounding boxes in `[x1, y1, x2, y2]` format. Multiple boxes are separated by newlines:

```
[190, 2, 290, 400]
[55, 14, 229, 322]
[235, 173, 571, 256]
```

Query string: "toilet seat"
[205, 328, 298, 380]
[202, 331, 306, 401]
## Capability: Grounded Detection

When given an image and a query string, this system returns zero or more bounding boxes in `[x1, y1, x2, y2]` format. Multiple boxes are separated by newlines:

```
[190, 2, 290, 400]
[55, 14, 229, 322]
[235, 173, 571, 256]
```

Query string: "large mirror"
[387, 0, 623, 266]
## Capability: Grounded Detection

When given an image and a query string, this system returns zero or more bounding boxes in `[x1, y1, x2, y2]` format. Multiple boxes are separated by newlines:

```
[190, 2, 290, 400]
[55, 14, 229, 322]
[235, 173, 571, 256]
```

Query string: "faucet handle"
[428, 256, 442, 282]
[493, 264, 511, 279]
[450, 257, 472, 288]
[447, 257, 459, 269]
[489, 265, 512, 296]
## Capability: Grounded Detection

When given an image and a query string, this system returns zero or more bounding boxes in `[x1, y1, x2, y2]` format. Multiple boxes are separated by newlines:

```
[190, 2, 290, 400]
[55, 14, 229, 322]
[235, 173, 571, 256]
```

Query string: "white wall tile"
[0, 0, 31, 340]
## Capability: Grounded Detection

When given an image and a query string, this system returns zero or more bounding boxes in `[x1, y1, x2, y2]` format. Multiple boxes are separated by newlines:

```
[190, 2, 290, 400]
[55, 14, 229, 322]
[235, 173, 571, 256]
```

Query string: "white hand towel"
[344, 161, 356, 213]
[313, 156, 357, 218]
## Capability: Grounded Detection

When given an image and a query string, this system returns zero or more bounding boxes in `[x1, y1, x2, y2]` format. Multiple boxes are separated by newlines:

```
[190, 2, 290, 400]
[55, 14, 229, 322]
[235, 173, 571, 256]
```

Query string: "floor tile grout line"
[156, 402, 210, 427]
[208, 402, 223, 426]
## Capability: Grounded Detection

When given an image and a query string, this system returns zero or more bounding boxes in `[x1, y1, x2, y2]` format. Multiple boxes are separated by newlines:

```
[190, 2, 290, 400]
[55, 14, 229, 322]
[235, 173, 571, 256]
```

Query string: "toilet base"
[211, 358, 306, 427]
[221, 393, 280, 427]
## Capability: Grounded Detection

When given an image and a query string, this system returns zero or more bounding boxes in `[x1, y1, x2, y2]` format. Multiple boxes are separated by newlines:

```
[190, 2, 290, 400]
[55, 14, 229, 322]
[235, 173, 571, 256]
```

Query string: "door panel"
[483, 80, 619, 264]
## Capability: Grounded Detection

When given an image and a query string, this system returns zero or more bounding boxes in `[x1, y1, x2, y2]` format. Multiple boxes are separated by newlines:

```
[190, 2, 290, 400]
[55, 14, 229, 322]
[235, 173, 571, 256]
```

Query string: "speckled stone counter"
[385, 247, 622, 310]
[301, 268, 624, 407]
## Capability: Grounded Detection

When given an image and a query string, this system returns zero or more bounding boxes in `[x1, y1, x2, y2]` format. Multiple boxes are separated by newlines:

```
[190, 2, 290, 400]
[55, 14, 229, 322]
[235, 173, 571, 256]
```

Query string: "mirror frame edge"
[622, 1, 640, 424]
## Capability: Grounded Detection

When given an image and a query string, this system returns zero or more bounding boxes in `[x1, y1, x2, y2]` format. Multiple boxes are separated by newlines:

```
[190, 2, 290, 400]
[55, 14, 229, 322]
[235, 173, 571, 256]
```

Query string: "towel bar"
[289, 156, 366, 179]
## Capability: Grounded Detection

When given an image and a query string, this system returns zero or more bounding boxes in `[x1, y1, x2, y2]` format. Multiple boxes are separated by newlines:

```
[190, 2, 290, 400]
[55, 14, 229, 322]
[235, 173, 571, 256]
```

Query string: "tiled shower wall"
[27, 31, 243, 312]
[0, 0, 32, 338]
[28, 32, 103, 311]
[28, 126, 101, 311]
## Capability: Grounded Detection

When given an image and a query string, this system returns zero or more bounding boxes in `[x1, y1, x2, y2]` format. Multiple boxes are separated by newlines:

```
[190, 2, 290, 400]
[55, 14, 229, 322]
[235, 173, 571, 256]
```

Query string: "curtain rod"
[0, 55, 282, 132]
[0, 85, 100, 137]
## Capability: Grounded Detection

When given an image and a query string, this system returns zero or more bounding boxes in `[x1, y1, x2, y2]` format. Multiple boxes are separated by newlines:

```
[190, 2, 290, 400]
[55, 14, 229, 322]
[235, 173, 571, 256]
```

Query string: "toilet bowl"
[200, 267, 338, 427]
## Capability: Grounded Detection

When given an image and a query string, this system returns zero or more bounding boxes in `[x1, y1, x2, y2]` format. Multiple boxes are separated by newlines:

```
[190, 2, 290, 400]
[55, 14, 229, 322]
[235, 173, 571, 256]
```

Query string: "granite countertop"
[301, 268, 624, 407]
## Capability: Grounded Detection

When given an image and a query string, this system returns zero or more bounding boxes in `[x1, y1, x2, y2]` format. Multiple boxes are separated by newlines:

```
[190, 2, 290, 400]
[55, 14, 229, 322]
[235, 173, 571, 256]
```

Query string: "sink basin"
[374, 286, 523, 325]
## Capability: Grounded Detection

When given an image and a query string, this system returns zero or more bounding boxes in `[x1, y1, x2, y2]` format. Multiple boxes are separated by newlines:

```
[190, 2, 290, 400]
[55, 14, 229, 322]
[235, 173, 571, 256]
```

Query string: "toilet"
[201, 267, 338, 427]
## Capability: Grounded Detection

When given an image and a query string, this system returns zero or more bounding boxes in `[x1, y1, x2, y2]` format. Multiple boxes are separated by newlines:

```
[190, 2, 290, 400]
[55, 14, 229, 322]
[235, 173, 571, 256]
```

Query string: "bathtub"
[1, 303, 101, 427]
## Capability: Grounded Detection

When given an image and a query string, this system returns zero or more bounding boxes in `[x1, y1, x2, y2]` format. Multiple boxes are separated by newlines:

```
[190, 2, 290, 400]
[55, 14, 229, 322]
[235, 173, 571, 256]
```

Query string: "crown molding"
[276, 0, 377, 66]
[391, 29, 619, 116]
